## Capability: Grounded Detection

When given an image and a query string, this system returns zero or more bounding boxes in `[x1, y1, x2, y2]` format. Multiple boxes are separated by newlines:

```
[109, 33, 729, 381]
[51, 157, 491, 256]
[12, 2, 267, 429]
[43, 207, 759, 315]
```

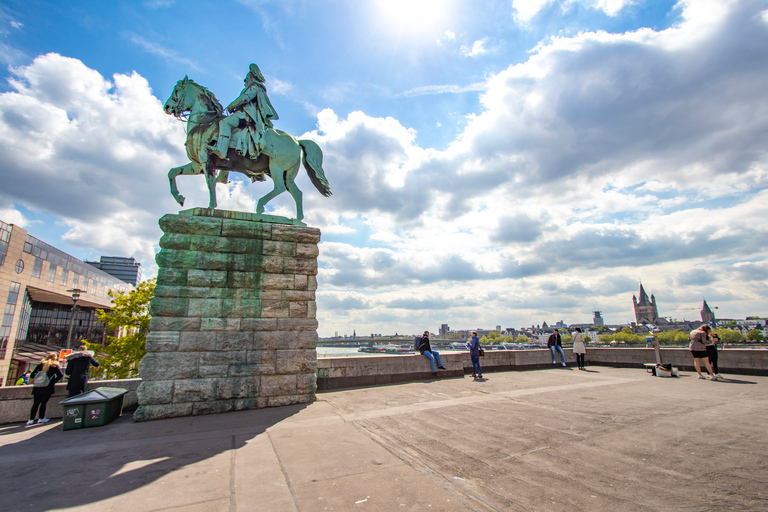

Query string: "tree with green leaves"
[712, 328, 742, 344]
[746, 329, 764, 342]
[85, 279, 156, 379]
[515, 335, 530, 343]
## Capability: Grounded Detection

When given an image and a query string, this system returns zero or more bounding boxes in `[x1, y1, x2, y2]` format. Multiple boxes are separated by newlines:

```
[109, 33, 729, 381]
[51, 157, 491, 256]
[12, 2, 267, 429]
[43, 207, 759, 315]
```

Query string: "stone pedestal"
[134, 210, 319, 421]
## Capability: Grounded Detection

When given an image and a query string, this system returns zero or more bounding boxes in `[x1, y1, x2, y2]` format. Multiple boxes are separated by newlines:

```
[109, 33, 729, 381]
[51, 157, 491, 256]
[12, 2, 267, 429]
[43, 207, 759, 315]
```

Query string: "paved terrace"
[1, 367, 766, 512]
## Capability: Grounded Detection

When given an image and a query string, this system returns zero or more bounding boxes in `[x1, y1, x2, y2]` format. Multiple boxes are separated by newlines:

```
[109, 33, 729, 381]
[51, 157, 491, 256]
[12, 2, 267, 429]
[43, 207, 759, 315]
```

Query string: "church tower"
[701, 300, 715, 324]
[633, 283, 659, 324]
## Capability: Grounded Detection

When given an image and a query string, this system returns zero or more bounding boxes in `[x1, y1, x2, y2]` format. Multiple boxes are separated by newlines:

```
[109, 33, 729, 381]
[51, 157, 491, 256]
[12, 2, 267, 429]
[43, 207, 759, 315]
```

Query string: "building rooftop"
[0, 367, 765, 511]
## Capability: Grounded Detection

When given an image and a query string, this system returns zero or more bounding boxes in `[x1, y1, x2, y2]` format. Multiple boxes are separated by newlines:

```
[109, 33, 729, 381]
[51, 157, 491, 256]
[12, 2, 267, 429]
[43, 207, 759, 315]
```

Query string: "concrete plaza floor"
[1, 367, 766, 512]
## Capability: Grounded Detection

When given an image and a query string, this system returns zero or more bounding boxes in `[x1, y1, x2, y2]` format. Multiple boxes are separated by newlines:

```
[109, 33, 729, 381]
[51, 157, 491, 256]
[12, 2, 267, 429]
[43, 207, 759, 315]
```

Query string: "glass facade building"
[0, 220, 133, 386]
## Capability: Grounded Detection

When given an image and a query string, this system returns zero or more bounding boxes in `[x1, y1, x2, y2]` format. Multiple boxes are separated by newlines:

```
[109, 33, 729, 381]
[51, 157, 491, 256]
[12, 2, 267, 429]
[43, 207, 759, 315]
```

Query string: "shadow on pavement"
[715, 378, 757, 384]
[0, 404, 307, 512]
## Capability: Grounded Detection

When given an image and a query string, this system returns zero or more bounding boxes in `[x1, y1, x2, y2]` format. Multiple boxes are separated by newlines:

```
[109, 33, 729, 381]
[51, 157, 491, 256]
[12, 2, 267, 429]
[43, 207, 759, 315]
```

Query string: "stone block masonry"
[135, 211, 320, 421]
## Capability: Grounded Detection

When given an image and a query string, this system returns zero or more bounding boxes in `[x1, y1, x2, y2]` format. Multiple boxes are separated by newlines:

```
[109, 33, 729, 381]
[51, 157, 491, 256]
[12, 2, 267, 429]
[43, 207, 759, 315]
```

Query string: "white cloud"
[268, 77, 294, 95]
[591, 0, 631, 17]
[513, 0, 633, 23]
[0, 207, 28, 227]
[445, 30, 456, 40]
[513, 0, 552, 23]
[10, 21, 23, 29]
[461, 39, 488, 57]
[397, 82, 487, 98]
[0, 53, 195, 278]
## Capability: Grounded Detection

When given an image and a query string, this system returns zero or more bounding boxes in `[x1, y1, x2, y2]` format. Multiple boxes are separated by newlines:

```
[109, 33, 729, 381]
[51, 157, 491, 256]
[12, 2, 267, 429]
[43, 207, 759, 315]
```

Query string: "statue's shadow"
[0, 404, 307, 512]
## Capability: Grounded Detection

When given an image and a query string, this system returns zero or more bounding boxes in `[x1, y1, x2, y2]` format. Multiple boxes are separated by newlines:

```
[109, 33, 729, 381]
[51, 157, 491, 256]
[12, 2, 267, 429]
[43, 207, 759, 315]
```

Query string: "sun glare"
[375, 0, 452, 31]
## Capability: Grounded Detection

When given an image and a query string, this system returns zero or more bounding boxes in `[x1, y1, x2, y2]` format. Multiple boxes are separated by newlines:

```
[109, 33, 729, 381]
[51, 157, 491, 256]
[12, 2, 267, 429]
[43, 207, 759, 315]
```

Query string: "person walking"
[707, 332, 721, 379]
[572, 327, 586, 370]
[27, 353, 63, 425]
[418, 331, 446, 377]
[466, 331, 483, 379]
[65, 345, 100, 397]
[689, 325, 717, 380]
[548, 329, 566, 366]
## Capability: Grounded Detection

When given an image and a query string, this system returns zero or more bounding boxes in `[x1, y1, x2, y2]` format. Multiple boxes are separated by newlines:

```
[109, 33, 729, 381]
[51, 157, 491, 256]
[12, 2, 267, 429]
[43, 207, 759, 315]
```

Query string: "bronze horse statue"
[163, 77, 331, 221]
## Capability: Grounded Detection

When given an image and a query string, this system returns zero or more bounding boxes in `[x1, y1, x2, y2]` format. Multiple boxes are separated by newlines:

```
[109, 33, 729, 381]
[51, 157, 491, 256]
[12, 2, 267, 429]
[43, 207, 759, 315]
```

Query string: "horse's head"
[164, 76, 190, 117]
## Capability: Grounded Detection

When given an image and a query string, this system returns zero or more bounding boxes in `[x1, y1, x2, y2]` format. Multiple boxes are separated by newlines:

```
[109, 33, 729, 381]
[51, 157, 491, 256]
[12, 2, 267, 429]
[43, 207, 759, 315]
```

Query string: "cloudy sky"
[0, 0, 766, 337]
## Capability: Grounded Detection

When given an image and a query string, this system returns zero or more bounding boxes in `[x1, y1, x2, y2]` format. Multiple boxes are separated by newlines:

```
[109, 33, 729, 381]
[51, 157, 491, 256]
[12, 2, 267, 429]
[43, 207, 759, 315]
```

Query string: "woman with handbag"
[467, 331, 483, 380]
[689, 325, 717, 380]
[572, 327, 587, 370]
[27, 353, 63, 425]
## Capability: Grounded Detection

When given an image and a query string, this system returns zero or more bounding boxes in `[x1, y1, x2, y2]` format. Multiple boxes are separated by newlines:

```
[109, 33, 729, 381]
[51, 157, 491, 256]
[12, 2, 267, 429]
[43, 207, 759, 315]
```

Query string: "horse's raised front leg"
[168, 162, 200, 207]
[256, 166, 286, 215]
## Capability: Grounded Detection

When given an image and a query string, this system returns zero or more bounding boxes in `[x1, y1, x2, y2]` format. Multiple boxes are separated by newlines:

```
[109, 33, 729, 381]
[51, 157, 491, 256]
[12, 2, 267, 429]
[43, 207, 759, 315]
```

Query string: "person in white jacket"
[572, 327, 586, 370]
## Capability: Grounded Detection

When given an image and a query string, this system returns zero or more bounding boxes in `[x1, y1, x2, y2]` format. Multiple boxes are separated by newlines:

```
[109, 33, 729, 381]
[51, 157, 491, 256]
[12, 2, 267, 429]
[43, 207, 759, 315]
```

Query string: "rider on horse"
[207, 63, 279, 160]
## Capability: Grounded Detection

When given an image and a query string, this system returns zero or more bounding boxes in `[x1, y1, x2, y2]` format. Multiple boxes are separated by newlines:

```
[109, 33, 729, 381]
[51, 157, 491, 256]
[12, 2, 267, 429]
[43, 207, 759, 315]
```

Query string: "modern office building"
[0, 220, 132, 386]
[85, 256, 142, 286]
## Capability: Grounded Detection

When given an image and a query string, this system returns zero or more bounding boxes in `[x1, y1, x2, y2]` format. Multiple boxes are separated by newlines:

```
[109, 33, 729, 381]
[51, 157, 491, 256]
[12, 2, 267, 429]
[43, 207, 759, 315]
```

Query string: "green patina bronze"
[163, 64, 332, 222]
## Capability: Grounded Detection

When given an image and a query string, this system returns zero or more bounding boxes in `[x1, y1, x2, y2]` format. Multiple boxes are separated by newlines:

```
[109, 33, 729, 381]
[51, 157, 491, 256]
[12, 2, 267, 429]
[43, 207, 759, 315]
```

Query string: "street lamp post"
[65, 288, 82, 349]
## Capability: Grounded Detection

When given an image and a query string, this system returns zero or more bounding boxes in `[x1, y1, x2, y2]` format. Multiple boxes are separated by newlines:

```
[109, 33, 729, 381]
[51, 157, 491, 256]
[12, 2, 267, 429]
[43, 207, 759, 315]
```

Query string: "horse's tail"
[299, 139, 332, 197]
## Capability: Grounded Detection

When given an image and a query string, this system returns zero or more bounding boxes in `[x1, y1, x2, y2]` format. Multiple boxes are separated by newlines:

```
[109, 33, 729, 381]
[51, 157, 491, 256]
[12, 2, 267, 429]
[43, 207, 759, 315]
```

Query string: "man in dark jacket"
[547, 329, 566, 366]
[418, 330, 446, 376]
[65, 345, 100, 397]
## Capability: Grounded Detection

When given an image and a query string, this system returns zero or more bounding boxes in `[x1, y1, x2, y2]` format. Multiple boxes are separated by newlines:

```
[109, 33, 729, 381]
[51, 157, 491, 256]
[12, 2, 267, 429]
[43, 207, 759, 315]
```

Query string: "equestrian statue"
[163, 64, 331, 222]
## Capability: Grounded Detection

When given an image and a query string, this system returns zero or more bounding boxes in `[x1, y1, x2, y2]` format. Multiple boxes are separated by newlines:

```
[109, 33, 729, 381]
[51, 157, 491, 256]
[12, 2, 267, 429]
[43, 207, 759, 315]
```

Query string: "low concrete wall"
[316, 347, 768, 391]
[578, 347, 768, 375]
[316, 352, 464, 391]
[0, 379, 141, 424]
[4, 349, 765, 421]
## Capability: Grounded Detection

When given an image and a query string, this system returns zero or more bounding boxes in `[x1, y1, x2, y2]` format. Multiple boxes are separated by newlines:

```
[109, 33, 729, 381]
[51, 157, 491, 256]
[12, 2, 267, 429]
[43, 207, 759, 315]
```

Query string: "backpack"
[414, 336, 422, 350]
[33, 371, 50, 388]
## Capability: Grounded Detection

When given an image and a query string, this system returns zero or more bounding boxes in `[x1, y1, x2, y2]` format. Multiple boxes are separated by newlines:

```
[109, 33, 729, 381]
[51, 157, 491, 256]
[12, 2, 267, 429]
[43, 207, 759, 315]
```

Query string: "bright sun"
[375, 0, 452, 31]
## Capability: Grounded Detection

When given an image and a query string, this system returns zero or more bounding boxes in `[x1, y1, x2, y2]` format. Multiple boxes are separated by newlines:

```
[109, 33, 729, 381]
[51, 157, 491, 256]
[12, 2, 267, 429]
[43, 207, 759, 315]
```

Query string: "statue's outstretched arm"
[228, 86, 260, 112]
[226, 97, 243, 112]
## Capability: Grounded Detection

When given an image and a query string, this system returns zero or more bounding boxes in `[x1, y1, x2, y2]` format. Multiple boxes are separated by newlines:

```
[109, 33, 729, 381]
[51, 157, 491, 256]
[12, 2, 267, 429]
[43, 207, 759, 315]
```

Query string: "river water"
[316, 346, 388, 357]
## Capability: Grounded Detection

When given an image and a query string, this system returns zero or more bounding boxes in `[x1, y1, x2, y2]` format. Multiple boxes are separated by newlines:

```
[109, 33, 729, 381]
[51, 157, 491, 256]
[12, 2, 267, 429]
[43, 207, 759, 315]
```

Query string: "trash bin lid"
[60, 387, 128, 404]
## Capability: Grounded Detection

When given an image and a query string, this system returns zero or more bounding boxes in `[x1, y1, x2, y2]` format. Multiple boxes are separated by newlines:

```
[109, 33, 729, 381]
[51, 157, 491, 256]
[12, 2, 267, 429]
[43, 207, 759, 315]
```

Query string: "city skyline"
[0, 0, 766, 337]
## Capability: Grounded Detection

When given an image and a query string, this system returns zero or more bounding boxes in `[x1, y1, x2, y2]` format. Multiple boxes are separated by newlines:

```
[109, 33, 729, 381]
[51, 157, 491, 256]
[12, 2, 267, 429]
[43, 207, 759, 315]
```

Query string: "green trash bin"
[60, 387, 128, 431]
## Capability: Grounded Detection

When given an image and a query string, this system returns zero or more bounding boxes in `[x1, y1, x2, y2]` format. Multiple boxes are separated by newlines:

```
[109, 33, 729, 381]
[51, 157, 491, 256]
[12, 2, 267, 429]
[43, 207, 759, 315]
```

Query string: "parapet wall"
[316, 347, 768, 390]
[0, 379, 141, 424]
[3, 348, 765, 423]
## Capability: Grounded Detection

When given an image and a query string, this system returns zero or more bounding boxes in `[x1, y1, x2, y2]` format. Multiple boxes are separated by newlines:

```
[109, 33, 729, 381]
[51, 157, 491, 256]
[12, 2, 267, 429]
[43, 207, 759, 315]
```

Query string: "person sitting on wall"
[548, 329, 566, 366]
[65, 345, 100, 397]
[418, 330, 446, 377]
